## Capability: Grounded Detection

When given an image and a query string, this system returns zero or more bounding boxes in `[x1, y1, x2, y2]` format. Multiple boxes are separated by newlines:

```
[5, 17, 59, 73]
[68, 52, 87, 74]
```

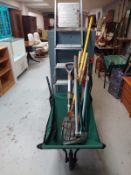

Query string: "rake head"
[61, 114, 87, 145]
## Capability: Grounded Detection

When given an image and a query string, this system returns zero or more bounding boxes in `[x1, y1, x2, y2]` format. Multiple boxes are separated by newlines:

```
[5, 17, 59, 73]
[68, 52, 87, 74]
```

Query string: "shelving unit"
[0, 46, 15, 96]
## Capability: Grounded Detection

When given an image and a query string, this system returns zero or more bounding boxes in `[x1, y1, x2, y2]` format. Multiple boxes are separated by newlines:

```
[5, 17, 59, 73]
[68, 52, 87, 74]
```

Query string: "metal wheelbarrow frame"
[37, 89, 105, 170]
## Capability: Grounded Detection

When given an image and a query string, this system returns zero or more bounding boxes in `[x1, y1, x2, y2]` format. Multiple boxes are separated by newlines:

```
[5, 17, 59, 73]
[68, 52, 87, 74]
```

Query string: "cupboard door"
[22, 16, 37, 40]
[9, 9, 24, 38]
[0, 6, 12, 39]
[0, 10, 5, 38]
[3, 9, 12, 36]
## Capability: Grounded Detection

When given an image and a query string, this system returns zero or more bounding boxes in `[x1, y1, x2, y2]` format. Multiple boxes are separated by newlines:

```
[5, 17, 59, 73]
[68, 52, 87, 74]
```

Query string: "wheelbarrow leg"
[74, 149, 80, 162]
[69, 150, 75, 170]
[62, 149, 69, 163]
[62, 149, 80, 170]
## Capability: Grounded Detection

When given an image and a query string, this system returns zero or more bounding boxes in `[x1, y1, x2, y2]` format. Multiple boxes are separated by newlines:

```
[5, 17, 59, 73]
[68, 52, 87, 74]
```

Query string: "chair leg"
[95, 61, 97, 73]
[98, 64, 101, 77]
[104, 73, 106, 88]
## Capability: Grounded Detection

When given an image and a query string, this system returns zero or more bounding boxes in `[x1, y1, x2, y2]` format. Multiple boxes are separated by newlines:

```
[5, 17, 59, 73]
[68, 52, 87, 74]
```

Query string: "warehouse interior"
[0, 0, 131, 175]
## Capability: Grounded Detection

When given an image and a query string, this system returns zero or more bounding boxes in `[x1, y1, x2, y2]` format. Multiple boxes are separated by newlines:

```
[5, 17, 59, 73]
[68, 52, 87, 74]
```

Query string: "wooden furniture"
[24, 41, 40, 63]
[22, 16, 37, 40]
[43, 13, 54, 30]
[95, 55, 104, 77]
[9, 8, 24, 38]
[121, 77, 131, 117]
[95, 43, 120, 55]
[1, 38, 28, 79]
[38, 29, 48, 41]
[0, 46, 15, 96]
[116, 37, 131, 55]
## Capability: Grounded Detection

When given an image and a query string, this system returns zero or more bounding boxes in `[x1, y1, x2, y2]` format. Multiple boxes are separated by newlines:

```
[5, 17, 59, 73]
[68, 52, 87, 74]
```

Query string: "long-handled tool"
[61, 57, 87, 145]
[71, 17, 93, 109]
[46, 76, 54, 106]
[44, 76, 56, 143]
[61, 62, 76, 144]
[74, 56, 79, 136]
[65, 62, 74, 112]
[82, 71, 89, 123]
[78, 17, 93, 80]
[79, 53, 88, 84]
[74, 55, 87, 141]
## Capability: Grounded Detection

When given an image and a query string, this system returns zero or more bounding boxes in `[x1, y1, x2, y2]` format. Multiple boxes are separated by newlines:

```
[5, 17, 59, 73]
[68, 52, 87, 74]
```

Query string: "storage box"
[108, 68, 124, 99]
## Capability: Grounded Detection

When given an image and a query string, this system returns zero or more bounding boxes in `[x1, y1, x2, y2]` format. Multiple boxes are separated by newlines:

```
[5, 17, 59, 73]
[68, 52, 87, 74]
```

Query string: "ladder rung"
[55, 80, 68, 85]
[55, 44, 82, 50]
[56, 28, 81, 32]
[56, 63, 65, 69]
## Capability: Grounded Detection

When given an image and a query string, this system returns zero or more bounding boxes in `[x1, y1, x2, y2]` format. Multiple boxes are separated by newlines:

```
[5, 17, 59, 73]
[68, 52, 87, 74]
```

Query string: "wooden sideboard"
[121, 77, 131, 117]
[0, 46, 15, 96]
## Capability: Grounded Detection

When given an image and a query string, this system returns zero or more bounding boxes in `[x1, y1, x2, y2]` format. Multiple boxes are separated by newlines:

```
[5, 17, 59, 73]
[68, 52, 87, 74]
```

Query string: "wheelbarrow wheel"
[69, 150, 76, 170]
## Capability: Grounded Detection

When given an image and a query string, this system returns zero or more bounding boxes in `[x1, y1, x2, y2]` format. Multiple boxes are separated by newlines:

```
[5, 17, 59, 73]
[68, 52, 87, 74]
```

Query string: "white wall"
[89, 8, 103, 21]
[28, 10, 44, 29]
[21, 3, 28, 15]
[0, 0, 21, 9]
[127, 2, 131, 38]
[0, 0, 44, 30]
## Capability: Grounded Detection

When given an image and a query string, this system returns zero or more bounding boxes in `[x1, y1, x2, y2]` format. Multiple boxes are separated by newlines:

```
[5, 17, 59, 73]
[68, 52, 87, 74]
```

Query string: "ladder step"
[55, 44, 82, 50]
[55, 80, 68, 85]
[56, 28, 81, 32]
[56, 63, 65, 69]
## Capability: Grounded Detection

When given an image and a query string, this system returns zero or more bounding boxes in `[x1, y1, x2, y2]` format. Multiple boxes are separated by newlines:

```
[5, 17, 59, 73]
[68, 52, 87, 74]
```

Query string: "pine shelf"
[0, 57, 9, 64]
[0, 67, 11, 77]
[0, 46, 15, 96]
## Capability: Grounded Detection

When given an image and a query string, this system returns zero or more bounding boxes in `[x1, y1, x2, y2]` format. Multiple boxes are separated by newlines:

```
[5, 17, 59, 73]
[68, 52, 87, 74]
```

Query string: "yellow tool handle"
[71, 17, 93, 112]
[79, 53, 88, 83]
[78, 17, 93, 79]
[78, 51, 82, 73]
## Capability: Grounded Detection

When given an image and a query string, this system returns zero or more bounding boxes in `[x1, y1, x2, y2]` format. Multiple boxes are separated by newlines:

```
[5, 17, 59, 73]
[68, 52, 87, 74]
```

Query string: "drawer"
[121, 89, 131, 106]
[121, 95, 131, 116]
[123, 82, 131, 95]
[0, 80, 2, 91]
[14, 55, 28, 77]
[121, 89, 131, 102]
[121, 83, 131, 100]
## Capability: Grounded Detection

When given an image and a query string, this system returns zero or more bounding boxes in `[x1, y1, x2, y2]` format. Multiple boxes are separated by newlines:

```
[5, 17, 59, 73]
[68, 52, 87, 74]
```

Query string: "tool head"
[62, 120, 87, 145]
[61, 113, 87, 145]
[61, 115, 76, 144]
[65, 62, 74, 74]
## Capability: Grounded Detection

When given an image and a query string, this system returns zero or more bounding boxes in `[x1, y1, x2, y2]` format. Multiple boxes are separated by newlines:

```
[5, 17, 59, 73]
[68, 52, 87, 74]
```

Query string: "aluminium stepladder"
[54, 0, 83, 92]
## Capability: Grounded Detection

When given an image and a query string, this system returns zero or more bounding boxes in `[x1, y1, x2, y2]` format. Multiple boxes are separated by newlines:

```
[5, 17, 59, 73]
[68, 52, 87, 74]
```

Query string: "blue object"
[103, 55, 128, 88]
[108, 68, 124, 99]
[0, 5, 12, 39]
[48, 29, 96, 87]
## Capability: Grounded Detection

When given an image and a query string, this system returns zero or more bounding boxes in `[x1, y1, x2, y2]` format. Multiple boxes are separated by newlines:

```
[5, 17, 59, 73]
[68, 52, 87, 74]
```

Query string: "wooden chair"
[95, 55, 105, 77]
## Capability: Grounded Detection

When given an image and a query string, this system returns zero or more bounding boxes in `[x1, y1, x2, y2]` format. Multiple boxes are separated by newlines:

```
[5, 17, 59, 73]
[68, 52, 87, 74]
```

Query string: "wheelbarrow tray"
[38, 93, 105, 150]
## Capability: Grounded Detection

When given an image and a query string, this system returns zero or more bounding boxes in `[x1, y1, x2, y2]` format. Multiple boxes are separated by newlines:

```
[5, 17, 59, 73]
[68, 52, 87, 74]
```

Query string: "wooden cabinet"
[9, 9, 24, 38]
[22, 16, 37, 40]
[121, 77, 131, 117]
[0, 46, 15, 96]
[43, 13, 54, 30]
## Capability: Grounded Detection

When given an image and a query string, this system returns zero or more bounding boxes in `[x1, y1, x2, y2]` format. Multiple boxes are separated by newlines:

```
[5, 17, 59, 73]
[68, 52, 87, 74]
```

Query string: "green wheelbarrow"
[37, 89, 105, 170]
